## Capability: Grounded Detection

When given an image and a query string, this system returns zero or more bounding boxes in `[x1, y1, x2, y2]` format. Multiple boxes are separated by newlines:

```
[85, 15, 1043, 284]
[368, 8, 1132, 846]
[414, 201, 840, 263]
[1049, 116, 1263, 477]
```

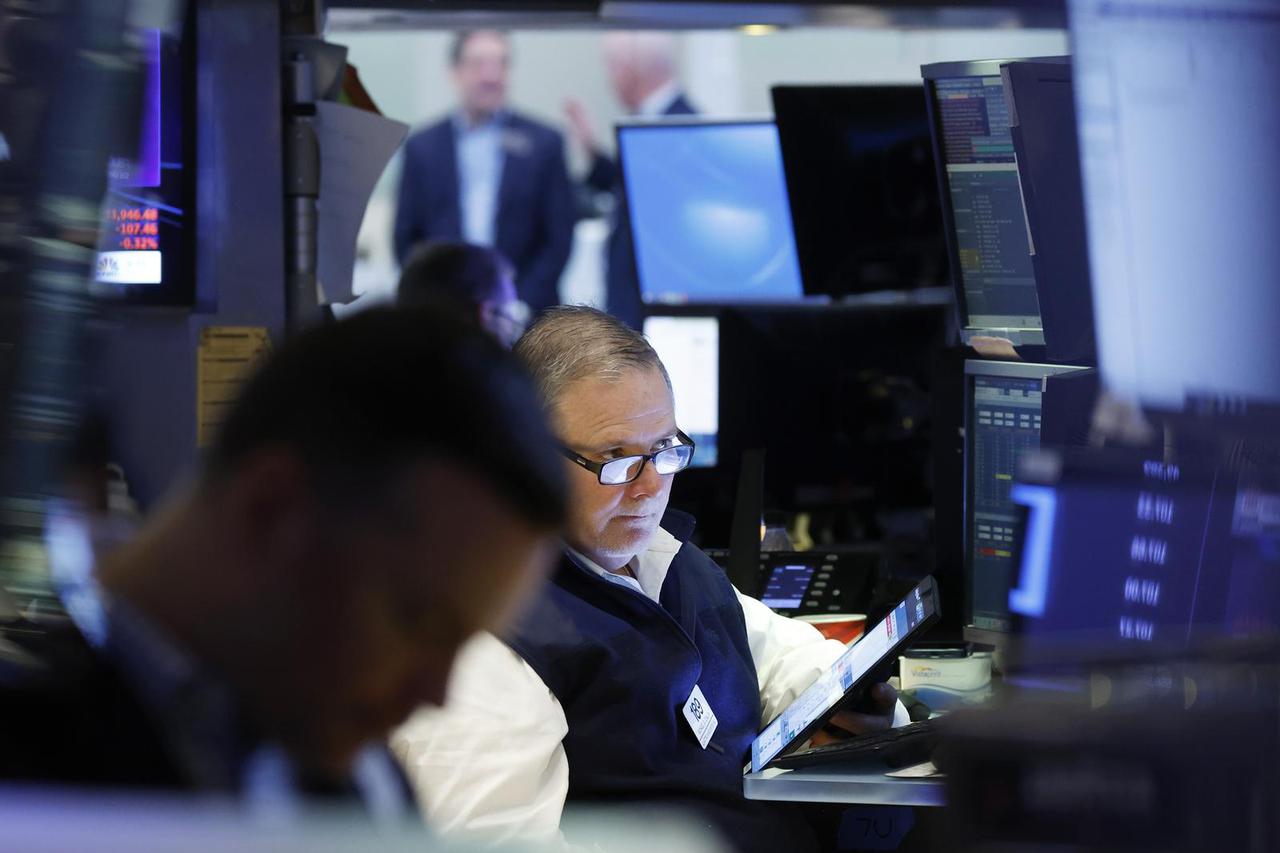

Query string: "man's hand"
[563, 98, 598, 155]
[810, 683, 898, 747]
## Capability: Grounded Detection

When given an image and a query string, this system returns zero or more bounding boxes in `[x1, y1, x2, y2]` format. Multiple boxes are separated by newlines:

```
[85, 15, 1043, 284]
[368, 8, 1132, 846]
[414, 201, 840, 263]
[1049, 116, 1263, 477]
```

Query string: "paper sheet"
[196, 326, 271, 448]
[314, 101, 408, 305]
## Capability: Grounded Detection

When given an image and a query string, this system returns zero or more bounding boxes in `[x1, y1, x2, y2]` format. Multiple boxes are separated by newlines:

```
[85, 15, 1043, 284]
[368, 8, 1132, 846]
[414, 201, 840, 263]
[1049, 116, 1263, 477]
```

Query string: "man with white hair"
[564, 32, 698, 330]
[393, 307, 907, 853]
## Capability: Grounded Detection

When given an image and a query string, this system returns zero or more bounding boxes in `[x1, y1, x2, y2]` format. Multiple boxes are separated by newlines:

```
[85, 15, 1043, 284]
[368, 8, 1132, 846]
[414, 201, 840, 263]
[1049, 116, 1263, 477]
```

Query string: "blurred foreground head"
[102, 306, 566, 776]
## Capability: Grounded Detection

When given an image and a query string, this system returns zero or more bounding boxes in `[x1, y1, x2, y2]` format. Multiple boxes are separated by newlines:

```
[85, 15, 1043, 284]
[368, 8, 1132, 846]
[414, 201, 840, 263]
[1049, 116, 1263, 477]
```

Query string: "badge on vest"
[682, 684, 719, 749]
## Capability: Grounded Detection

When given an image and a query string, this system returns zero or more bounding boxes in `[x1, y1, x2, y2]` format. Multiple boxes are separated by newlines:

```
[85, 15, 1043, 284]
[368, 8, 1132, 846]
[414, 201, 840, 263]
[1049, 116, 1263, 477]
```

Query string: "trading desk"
[743, 763, 945, 807]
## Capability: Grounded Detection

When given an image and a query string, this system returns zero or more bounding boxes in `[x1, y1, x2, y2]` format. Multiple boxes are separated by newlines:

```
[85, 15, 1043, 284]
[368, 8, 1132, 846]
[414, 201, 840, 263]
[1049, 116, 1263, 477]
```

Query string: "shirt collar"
[637, 81, 682, 118]
[452, 108, 507, 134]
[567, 525, 683, 603]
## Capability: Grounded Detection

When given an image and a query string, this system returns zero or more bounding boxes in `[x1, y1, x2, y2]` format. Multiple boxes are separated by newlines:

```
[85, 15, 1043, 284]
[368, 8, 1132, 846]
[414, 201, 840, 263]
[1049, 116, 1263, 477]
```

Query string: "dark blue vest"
[503, 510, 814, 853]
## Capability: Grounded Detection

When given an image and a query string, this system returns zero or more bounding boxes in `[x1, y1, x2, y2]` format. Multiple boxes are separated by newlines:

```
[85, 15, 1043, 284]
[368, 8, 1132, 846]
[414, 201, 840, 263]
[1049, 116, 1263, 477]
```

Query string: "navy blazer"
[588, 93, 698, 330]
[394, 111, 576, 314]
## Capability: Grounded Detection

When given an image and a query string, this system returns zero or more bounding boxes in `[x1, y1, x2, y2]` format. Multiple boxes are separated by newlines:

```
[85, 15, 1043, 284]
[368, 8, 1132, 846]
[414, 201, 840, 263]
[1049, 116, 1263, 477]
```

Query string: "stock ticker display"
[94, 27, 191, 304]
[1011, 452, 1280, 652]
[968, 373, 1045, 632]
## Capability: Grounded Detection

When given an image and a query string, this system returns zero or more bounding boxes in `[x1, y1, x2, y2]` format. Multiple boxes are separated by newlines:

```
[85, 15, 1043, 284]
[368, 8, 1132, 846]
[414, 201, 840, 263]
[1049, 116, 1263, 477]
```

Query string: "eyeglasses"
[561, 430, 696, 486]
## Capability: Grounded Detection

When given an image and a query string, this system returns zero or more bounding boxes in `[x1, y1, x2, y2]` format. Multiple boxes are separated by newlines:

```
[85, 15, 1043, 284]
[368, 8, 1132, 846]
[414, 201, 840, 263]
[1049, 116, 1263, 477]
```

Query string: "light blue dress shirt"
[452, 112, 506, 246]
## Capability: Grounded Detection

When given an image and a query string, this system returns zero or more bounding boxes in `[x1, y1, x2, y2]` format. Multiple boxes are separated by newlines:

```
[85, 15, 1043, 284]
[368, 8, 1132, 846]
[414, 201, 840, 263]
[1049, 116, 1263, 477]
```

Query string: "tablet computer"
[750, 576, 940, 773]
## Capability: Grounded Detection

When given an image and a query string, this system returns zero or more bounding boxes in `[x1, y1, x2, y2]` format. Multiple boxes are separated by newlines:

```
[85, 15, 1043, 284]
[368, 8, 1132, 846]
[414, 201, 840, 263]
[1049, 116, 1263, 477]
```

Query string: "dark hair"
[396, 241, 512, 313]
[206, 307, 565, 528]
[449, 29, 509, 67]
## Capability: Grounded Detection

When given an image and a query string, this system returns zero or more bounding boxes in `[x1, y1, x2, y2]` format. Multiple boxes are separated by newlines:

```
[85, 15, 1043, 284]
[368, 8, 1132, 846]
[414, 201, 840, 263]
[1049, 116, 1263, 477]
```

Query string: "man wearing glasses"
[393, 307, 906, 852]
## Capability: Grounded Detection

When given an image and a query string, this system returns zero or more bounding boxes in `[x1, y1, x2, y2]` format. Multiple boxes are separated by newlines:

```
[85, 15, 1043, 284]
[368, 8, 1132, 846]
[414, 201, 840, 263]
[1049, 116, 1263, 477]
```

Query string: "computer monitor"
[922, 60, 1050, 345]
[93, 21, 196, 306]
[963, 360, 1086, 645]
[1070, 0, 1280, 411]
[770, 85, 947, 299]
[1008, 445, 1280, 666]
[642, 315, 719, 468]
[719, 303, 949, 528]
[616, 119, 805, 305]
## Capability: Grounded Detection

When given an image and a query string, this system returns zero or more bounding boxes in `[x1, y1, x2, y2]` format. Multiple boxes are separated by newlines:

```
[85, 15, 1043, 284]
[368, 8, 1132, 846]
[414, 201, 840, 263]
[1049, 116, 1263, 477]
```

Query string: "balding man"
[393, 307, 907, 852]
[564, 32, 697, 330]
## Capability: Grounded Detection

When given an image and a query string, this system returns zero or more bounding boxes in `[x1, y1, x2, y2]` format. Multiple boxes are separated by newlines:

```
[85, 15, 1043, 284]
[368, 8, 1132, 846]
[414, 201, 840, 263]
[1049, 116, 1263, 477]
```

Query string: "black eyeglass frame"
[560, 430, 697, 485]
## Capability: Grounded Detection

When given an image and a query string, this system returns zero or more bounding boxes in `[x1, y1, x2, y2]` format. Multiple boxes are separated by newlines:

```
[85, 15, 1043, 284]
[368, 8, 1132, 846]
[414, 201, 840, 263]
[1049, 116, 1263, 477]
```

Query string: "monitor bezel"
[961, 358, 1088, 645]
[769, 83, 947, 300]
[922, 58, 1049, 346]
[614, 116, 815, 307]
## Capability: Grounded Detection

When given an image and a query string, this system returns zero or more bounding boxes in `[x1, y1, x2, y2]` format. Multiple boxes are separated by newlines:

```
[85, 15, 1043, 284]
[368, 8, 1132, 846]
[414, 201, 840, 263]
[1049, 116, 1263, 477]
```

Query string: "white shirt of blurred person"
[396, 241, 528, 348]
[392, 307, 908, 850]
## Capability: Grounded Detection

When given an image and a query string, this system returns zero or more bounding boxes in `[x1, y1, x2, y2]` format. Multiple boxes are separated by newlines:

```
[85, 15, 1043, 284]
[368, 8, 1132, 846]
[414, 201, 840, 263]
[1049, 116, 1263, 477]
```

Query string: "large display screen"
[94, 24, 194, 306]
[1070, 0, 1280, 409]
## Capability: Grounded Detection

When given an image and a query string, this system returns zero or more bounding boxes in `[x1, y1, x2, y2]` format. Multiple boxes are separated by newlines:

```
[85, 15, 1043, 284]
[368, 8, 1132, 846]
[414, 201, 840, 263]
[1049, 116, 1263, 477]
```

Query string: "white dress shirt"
[391, 527, 909, 845]
[453, 112, 505, 246]
[637, 80, 683, 118]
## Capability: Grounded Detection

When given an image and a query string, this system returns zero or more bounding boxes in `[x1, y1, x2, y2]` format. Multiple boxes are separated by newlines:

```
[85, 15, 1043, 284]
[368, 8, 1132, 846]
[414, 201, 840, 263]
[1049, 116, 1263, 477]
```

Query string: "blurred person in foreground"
[563, 32, 698, 330]
[397, 241, 527, 348]
[394, 307, 906, 851]
[395, 30, 575, 316]
[0, 308, 566, 817]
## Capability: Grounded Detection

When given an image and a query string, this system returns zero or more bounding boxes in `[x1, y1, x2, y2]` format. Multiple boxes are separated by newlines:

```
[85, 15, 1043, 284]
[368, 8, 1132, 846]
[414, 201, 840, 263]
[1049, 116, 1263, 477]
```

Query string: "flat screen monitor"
[617, 119, 804, 305]
[642, 315, 719, 468]
[963, 360, 1086, 643]
[923, 60, 1044, 345]
[93, 21, 195, 306]
[1009, 446, 1280, 666]
[1070, 0, 1280, 411]
[770, 85, 947, 298]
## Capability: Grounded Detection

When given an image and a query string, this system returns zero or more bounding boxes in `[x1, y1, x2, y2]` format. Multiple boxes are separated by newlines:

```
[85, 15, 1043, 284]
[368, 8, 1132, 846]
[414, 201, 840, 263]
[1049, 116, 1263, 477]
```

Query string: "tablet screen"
[750, 578, 936, 772]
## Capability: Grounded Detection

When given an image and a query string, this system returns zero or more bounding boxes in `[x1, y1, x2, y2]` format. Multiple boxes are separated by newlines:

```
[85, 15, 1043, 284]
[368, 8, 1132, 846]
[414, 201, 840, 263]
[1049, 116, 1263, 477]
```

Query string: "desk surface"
[743, 763, 946, 807]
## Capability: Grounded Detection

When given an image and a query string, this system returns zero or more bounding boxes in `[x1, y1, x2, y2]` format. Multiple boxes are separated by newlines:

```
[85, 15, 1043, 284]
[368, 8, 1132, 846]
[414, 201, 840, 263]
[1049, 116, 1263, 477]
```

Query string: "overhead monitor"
[642, 315, 719, 468]
[1070, 0, 1280, 410]
[922, 60, 1045, 345]
[617, 119, 804, 305]
[963, 360, 1087, 644]
[93, 21, 196, 307]
[770, 85, 947, 299]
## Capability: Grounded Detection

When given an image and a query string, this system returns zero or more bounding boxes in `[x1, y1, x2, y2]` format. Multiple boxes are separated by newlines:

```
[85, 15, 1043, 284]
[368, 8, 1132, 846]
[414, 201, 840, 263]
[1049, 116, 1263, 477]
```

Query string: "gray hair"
[602, 31, 677, 77]
[514, 306, 671, 414]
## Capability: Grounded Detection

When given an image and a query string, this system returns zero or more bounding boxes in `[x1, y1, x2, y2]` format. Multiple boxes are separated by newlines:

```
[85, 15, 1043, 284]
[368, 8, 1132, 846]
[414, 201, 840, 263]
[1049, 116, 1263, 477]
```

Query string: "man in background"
[397, 241, 527, 348]
[395, 30, 575, 316]
[564, 32, 698, 329]
[0, 309, 566, 816]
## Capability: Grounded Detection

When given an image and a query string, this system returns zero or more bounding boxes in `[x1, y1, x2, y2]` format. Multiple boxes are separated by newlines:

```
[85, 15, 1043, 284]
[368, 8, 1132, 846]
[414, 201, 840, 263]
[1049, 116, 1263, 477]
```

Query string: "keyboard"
[770, 718, 941, 771]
